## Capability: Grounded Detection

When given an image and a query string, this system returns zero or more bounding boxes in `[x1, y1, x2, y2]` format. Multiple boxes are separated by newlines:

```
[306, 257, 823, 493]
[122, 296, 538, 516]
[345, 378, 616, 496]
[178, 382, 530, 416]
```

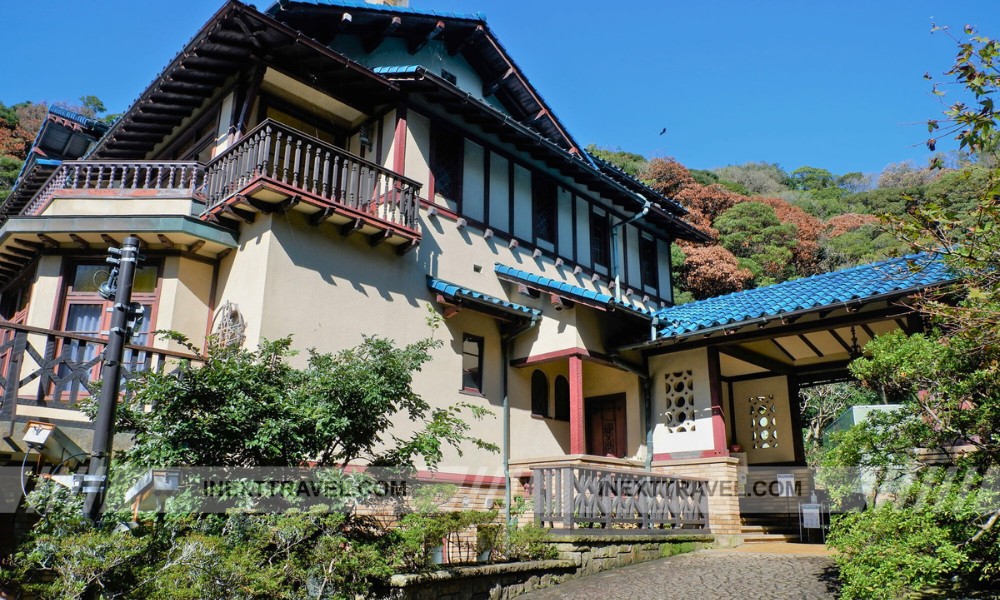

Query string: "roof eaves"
[427, 275, 541, 319]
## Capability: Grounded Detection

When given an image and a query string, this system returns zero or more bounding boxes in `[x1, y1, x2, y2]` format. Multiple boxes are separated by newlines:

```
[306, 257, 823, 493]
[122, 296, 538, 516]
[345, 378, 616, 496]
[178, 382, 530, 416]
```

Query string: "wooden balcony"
[0, 321, 202, 437]
[532, 463, 710, 532]
[202, 120, 422, 253]
[23, 161, 205, 216]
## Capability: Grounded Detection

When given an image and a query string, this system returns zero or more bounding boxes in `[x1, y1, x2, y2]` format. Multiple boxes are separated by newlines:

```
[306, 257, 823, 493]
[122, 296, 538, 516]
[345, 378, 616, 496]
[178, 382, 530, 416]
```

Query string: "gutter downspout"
[502, 314, 539, 527]
[611, 196, 652, 302]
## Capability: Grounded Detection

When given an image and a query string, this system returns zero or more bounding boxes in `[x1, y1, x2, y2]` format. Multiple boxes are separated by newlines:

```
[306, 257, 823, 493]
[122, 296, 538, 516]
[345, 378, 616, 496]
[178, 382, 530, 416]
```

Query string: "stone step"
[739, 533, 799, 544]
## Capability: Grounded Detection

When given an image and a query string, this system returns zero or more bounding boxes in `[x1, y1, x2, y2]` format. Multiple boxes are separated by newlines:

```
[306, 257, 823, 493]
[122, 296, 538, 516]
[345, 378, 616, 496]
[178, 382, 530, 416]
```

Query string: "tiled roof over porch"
[655, 253, 953, 339]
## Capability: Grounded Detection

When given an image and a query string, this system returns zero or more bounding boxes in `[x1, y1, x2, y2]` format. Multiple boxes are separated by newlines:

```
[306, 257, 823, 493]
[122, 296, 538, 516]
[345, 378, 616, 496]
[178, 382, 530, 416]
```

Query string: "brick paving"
[518, 546, 840, 599]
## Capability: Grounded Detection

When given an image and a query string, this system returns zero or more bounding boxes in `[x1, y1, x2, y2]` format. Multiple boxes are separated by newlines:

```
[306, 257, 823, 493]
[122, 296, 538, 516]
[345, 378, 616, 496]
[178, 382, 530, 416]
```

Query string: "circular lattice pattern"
[213, 301, 246, 348]
[663, 370, 696, 433]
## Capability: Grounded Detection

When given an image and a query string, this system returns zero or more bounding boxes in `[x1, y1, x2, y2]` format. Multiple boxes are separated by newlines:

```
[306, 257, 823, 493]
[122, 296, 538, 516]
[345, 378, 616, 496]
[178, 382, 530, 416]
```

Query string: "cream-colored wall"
[732, 375, 795, 464]
[213, 213, 275, 347]
[24, 255, 63, 330]
[405, 112, 431, 188]
[648, 348, 718, 456]
[155, 257, 213, 352]
[213, 91, 236, 157]
[509, 363, 571, 461]
[40, 197, 198, 217]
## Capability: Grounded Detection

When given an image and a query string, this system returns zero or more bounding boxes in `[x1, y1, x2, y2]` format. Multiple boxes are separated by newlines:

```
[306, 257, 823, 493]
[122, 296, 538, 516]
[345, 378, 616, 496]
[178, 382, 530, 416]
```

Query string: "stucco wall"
[648, 348, 718, 456]
[731, 375, 795, 464]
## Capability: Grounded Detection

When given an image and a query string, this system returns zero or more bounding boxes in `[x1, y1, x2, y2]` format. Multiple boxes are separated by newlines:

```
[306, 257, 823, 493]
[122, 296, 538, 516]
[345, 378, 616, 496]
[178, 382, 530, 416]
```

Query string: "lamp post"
[83, 236, 142, 521]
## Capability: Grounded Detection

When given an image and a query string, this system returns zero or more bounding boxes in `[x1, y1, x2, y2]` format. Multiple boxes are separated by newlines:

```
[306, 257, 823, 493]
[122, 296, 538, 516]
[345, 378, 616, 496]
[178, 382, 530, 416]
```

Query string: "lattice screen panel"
[749, 394, 778, 449]
[663, 370, 696, 432]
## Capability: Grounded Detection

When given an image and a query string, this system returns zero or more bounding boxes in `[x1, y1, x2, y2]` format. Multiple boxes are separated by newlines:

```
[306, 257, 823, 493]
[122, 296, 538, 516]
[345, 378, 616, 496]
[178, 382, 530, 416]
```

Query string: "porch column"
[707, 348, 728, 455]
[392, 106, 407, 175]
[569, 354, 585, 454]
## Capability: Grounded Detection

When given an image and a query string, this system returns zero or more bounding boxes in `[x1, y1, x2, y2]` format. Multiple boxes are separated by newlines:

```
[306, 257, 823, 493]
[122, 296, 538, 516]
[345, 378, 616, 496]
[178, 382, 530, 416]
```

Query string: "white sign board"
[777, 473, 795, 497]
[802, 503, 822, 529]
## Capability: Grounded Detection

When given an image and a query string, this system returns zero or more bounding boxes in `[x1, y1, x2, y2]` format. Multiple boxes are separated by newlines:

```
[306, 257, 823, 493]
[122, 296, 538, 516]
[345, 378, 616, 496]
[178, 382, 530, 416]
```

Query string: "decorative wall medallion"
[213, 301, 246, 348]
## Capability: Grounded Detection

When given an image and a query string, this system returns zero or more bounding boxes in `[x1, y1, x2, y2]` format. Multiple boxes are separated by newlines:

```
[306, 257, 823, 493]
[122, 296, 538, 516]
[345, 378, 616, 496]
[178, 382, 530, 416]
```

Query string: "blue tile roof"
[655, 253, 953, 339]
[267, 1, 486, 22]
[493, 263, 654, 318]
[427, 276, 540, 319]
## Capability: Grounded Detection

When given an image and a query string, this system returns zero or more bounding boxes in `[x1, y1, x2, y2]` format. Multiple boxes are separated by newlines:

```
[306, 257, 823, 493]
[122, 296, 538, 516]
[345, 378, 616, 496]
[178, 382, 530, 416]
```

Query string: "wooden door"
[586, 393, 627, 458]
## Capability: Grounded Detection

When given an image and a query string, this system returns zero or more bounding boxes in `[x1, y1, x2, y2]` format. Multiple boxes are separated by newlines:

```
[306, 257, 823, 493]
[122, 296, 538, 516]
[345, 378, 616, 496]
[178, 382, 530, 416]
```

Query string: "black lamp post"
[83, 236, 143, 521]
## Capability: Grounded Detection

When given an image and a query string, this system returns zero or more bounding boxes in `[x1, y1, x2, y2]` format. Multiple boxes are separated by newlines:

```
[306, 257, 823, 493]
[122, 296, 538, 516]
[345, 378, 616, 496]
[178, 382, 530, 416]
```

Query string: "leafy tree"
[714, 202, 798, 284]
[790, 165, 835, 191]
[876, 160, 939, 189]
[0, 155, 22, 204]
[825, 25, 1000, 597]
[799, 382, 878, 452]
[586, 144, 649, 179]
[711, 161, 791, 195]
[837, 171, 873, 193]
[675, 244, 753, 299]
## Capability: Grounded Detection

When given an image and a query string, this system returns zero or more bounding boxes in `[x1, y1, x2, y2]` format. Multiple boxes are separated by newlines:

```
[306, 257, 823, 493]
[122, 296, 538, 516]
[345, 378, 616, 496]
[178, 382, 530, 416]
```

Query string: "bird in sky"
[659, 127, 667, 135]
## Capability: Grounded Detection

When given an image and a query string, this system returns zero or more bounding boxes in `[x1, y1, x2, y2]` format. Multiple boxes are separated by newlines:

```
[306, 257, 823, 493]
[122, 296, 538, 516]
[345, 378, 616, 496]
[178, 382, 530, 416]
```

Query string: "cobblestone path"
[518, 547, 840, 599]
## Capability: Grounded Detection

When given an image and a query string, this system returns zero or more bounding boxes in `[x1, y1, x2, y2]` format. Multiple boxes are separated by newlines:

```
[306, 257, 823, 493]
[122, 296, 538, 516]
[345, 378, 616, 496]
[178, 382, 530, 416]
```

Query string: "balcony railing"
[23, 161, 205, 216]
[0, 321, 203, 432]
[203, 120, 421, 233]
[532, 465, 709, 531]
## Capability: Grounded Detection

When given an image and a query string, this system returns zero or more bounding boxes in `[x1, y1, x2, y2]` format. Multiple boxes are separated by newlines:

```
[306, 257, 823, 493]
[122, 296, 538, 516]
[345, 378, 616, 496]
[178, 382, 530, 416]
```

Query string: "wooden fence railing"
[23, 161, 205, 215]
[532, 465, 709, 531]
[0, 321, 203, 434]
[203, 119, 421, 232]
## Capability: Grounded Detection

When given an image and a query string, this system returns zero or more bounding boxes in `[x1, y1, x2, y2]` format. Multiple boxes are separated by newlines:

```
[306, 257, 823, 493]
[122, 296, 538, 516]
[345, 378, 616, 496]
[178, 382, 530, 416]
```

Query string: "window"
[590, 207, 610, 272]
[430, 126, 463, 211]
[461, 334, 484, 393]
[531, 370, 548, 417]
[639, 233, 658, 292]
[56, 260, 161, 395]
[554, 375, 570, 421]
[532, 177, 557, 250]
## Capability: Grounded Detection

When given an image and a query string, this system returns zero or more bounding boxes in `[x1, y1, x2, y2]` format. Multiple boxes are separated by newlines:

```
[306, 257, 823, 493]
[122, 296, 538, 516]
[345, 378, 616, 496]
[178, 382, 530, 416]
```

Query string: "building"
[0, 0, 953, 537]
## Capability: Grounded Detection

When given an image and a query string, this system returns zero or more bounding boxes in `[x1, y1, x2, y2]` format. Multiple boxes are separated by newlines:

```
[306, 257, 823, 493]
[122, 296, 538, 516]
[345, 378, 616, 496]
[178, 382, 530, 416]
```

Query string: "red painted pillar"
[392, 106, 407, 175]
[707, 348, 729, 455]
[569, 355, 585, 454]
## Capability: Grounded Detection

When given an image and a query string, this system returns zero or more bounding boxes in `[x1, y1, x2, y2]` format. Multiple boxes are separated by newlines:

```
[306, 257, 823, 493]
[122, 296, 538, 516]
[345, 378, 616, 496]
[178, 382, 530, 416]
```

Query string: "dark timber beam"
[447, 24, 484, 55]
[340, 218, 364, 238]
[718, 345, 792, 375]
[219, 204, 255, 224]
[100, 234, 120, 247]
[408, 20, 444, 55]
[365, 16, 402, 53]
[770, 339, 796, 362]
[188, 240, 206, 254]
[309, 207, 334, 226]
[368, 230, 393, 248]
[798, 334, 824, 358]
[37, 234, 60, 249]
[157, 235, 176, 249]
[828, 329, 854, 354]
[4, 246, 35, 258]
[68, 234, 90, 250]
[483, 67, 514, 97]
[396, 239, 419, 256]
[12, 239, 46, 251]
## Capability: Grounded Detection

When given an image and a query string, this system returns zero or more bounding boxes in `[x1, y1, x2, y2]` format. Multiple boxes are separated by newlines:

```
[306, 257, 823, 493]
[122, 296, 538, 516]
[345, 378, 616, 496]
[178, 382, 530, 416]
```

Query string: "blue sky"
[4, 1, 998, 177]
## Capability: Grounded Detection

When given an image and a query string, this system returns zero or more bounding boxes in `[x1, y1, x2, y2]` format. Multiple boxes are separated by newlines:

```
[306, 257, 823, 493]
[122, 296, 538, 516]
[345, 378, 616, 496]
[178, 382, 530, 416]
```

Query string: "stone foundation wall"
[389, 533, 714, 599]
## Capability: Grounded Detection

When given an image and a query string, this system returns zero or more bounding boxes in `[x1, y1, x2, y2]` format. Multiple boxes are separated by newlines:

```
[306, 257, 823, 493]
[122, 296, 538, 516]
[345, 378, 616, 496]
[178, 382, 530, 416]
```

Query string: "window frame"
[639, 232, 659, 294]
[430, 124, 464, 212]
[530, 369, 549, 417]
[590, 207, 611, 274]
[532, 176, 558, 251]
[461, 333, 484, 395]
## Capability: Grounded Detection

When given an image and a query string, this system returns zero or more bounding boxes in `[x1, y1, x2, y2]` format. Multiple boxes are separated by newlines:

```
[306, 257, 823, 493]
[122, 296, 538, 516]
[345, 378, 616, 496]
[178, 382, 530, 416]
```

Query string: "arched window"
[554, 375, 570, 421]
[531, 370, 548, 417]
